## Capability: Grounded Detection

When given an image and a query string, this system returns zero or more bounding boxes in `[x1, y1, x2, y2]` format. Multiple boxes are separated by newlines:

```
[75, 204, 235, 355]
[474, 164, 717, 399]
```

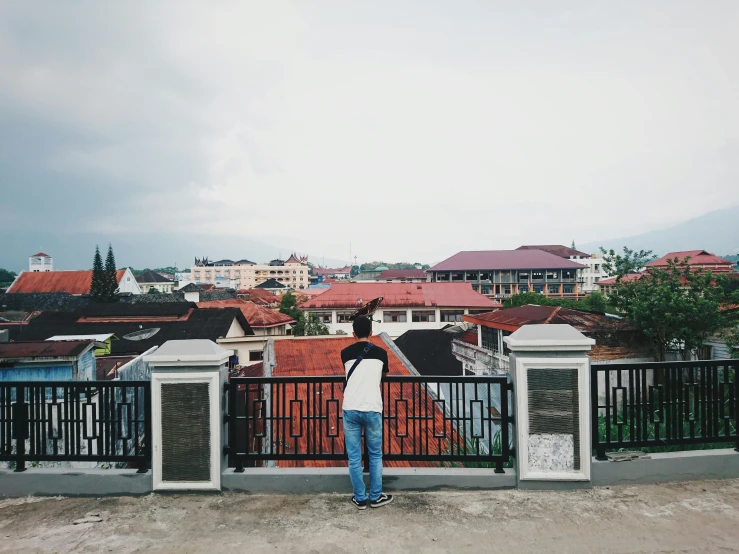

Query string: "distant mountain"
[0, 231, 348, 273]
[580, 205, 739, 257]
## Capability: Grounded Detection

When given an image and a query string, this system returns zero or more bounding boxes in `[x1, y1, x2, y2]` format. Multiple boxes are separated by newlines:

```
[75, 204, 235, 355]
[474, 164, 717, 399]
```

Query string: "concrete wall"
[222, 468, 516, 494]
[0, 469, 152, 497]
[592, 449, 739, 486]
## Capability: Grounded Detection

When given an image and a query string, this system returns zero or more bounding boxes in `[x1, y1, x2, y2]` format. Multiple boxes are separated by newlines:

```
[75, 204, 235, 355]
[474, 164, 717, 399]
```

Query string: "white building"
[135, 271, 175, 294]
[191, 253, 310, 290]
[299, 282, 501, 338]
[29, 252, 53, 272]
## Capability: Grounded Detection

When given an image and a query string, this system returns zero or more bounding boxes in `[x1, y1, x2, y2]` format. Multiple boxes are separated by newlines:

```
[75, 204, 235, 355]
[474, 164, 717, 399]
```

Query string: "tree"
[294, 312, 330, 336]
[89, 246, 107, 301]
[103, 244, 119, 302]
[606, 256, 739, 361]
[600, 246, 656, 277]
[0, 268, 17, 288]
[147, 287, 162, 294]
[279, 291, 302, 322]
[351, 265, 360, 278]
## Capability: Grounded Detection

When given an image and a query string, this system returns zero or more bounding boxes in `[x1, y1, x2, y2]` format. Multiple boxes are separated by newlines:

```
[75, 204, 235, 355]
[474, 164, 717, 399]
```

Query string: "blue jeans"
[343, 410, 383, 502]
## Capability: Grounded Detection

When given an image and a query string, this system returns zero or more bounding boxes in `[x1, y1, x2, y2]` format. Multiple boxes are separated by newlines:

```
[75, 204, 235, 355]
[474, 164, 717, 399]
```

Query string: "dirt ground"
[1, 479, 739, 553]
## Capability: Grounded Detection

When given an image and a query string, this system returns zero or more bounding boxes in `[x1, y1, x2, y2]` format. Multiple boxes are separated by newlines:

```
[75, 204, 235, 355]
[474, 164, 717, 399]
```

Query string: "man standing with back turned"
[341, 316, 394, 510]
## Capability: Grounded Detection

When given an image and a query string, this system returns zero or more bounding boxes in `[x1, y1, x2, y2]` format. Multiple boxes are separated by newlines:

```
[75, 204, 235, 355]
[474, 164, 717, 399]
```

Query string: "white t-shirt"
[341, 341, 389, 413]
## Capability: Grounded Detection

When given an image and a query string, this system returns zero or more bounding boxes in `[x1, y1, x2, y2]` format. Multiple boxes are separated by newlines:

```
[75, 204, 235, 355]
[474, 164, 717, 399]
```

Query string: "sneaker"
[370, 493, 394, 508]
[351, 496, 368, 510]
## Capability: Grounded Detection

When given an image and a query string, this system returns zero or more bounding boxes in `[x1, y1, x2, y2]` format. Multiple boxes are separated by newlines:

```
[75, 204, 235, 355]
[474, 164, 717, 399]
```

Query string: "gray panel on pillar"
[161, 383, 211, 482]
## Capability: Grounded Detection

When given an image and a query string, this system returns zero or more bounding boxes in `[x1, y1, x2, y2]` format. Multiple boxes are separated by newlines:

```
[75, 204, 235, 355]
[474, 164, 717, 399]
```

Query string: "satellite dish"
[350, 297, 383, 321]
[122, 328, 160, 341]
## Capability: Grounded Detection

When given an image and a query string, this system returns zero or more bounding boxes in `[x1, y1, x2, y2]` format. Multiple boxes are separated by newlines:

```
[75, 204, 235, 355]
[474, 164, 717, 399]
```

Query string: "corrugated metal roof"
[236, 289, 280, 306]
[271, 336, 454, 468]
[0, 340, 94, 359]
[300, 282, 500, 310]
[429, 250, 586, 271]
[646, 250, 735, 270]
[47, 333, 115, 342]
[135, 271, 174, 284]
[464, 304, 630, 332]
[197, 299, 295, 328]
[7, 270, 127, 294]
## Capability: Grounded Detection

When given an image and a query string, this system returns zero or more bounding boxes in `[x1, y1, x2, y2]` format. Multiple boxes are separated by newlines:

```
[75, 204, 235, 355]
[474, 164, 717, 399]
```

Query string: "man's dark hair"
[352, 316, 372, 338]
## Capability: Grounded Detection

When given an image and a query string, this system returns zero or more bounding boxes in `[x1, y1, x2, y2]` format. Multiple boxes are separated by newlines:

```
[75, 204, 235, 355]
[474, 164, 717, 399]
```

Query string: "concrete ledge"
[0, 468, 153, 498]
[222, 467, 516, 494]
[592, 448, 739, 487]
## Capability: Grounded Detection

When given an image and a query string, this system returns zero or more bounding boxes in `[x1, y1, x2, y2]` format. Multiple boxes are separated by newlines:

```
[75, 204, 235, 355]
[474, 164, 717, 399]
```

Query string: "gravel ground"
[1, 479, 738, 553]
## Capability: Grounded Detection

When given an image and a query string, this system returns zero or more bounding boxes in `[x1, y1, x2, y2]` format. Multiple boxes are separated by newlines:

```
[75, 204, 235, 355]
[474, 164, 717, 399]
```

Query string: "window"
[468, 309, 491, 315]
[548, 284, 559, 294]
[440, 310, 464, 322]
[481, 327, 498, 353]
[519, 285, 529, 293]
[249, 351, 264, 361]
[563, 270, 575, 279]
[502, 285, 511, 295]
[481, 285, 492, 295]
[532, 271, 543, 280]
[451, 272, 464, 282]
[546, 271, 558, 280]
[594, 264, 600, 271]
[479, 272, 490, 281]
[336, 312, 353, 323]
[502, 330, 512, 356]
[314, 312, 332, 324]
[383, 311, 407, 323]
[436, 272, 449, 281]
[412, 310, 435, 322]
[518, 272, 529, 281]
[534, 285, 544, 293]
[563, 284, 574, 294]
[499, 271, 511, 279]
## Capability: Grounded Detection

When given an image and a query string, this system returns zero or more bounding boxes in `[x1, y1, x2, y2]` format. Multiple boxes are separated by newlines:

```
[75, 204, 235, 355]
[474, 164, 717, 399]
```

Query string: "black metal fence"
[591, 360, 739, 459]
[0, 381, 151, 472]
[226, 375, 514, 472]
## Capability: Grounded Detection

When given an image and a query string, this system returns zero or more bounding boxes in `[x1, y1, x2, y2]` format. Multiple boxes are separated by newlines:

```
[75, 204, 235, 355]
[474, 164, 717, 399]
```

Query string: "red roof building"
[197, 299, 295, 331]
[236, 288, 280, 307]
[7, 269, 136, 295]
[516, 245, 591, 259]
[428, 250, 587, 301]
[646, 250, 736, 273]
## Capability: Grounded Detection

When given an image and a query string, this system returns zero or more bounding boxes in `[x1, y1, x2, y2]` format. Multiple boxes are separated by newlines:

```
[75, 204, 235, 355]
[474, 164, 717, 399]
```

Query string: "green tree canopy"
[103, 244, 119, 301]
[0, 268, 17, 287]
[89, 246, 106, 301]
[294, 312, 330, 336]
[278, 291, 301, 322]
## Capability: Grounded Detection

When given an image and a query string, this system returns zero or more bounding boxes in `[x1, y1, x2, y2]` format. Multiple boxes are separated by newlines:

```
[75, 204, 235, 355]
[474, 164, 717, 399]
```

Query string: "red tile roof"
[271, 336, 457, 468]
[197, 299, 295, 328]
[7, 270, 127, 294]
[31, 252, 51, 257]
[516, 245, 591, 258]
[430, 250, 586, 271]
[646, 250, 735, 271]
[464, 305, 631, 332]
[300, 282, 500, 310]
[0, 340, 94, 360]
[376, 269, 428, 279]
[596, 273, 644, 286]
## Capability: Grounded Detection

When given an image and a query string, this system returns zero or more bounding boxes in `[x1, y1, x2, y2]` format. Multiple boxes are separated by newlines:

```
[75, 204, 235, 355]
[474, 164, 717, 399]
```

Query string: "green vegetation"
[601, 247, 739, 361]
[90, 244, 119, 303]
[124, 266, 179, 275]
[279, 292, 329, 336]
[503, 291, 615, 313]
[0, 268, 17, 288]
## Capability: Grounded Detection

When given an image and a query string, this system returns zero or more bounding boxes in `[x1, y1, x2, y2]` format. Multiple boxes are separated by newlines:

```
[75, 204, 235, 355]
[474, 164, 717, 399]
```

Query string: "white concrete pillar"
[145, 340, 232, 491]
[504, 325, 595, 486]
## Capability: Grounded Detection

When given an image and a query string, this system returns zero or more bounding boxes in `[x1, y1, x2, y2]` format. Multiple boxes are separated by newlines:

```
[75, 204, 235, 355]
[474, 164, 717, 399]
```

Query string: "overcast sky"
[1, 1, 738, 265]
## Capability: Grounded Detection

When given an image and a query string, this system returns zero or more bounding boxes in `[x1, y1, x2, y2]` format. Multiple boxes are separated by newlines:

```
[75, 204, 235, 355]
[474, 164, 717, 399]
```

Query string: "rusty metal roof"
[464, 304, 630, 332]
[197, 299, 295, 328]
[0, 340, 95, 360]
[430, 250, 586, 272]
[7, 270, 127, 294]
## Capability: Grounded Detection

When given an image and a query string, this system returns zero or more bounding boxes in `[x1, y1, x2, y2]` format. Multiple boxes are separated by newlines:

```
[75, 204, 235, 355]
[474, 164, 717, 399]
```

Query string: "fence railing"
[0, 381, 151, 472]
[591, 360, 739, 459]
[226, 375, 514, 472]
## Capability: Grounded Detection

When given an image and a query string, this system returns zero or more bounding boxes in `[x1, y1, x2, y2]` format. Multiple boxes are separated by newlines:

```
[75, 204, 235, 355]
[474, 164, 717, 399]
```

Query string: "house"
[312, 266, 352, 280]
[46, 333, 116, 355]
[428, 250, 587, 301]
[28, 252, 53, 272]
[253, 334, 458, 468]
[177, 283, 203, 302]
[516, 245, 609, 293]
[191, 253, 310, 290]
[354, 269, 428, 283]
[646, 250, 736, 273]
[0, 340, 96, 382]
[298, 282, 501, 338]
[456, 304, 652, 375]
[12, 303, 253, 356]
[135, 271, 175, 294]
[236, 288, 280, 307]
[7, 268, 141, 295]
[254, 278, 290, 295]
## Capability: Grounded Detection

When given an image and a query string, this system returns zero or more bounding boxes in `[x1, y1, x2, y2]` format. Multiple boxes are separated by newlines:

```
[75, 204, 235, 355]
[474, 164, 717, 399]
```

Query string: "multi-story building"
[427, 250, 586, 301]
[191, 253, 309, 290]
[516, 245, 609, 293]
[299, 282, 500, 338]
